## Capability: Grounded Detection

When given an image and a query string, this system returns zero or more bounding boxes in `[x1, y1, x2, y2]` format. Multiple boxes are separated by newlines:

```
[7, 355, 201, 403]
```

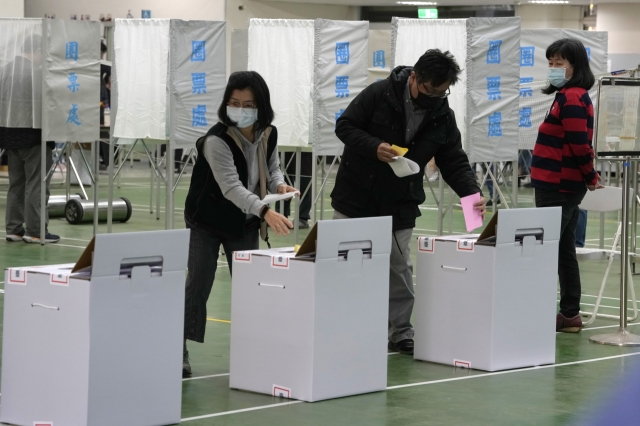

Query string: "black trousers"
[535, 188, 586, 317]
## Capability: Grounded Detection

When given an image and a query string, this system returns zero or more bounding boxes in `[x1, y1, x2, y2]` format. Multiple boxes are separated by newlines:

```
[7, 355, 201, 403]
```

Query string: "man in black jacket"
[331, 49, 485, 355]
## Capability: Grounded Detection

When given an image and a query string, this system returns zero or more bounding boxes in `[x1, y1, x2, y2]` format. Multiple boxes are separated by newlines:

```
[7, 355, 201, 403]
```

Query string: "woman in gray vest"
[182, 71, 298, 375]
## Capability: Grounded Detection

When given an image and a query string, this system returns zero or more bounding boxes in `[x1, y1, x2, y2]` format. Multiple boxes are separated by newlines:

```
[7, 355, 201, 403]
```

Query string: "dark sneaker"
[298, 219, 310, 229]
[6, 229, 25, 242]
[183, 347, 192, 377]
[388, 339, 414, 355]
[486, 198, 501, 207]
[22, 233, 61, 244]
[557, 313, 583, 333]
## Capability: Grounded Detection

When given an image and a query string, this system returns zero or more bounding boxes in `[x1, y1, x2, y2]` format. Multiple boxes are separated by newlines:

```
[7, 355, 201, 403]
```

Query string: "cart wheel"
[65, 199, 84, 225]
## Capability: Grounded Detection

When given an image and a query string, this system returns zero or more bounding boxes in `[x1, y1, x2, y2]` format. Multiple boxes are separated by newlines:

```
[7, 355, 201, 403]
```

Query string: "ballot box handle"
[31, 303, 60, 311]
[258, 283, 286, 289]
[441, 265, 467, 272]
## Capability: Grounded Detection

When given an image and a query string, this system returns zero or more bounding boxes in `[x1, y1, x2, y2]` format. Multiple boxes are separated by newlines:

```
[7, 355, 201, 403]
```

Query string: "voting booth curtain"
[41, 19, 100, 142]
[0, 18, 43, 129]
[112, 19, 170, 141]
[312, 19, 368, 156]
[169, 20, 226, 149]
[248, 19, 314, 148]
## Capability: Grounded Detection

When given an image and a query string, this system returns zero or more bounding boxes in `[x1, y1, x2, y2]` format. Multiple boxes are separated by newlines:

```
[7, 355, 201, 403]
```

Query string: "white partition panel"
[248, 19, 314, 147]
[368, 30, 390, 86]
[312, 19, 368, 156]
[42, 19, 100, 142]
[112, 19, 170, 140]
[466, 17, 520, 163]
[0, 18, 42, 129]
[391, 18, 468, 150]
[169, 20, 226, 148]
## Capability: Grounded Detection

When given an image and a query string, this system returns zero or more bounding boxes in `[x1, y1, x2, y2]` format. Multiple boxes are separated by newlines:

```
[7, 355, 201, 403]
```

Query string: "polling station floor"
[0, 158, 638, 426]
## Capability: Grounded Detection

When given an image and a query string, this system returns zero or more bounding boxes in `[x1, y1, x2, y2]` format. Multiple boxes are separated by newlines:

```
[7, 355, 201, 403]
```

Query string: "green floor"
[0, 160, 639, 425]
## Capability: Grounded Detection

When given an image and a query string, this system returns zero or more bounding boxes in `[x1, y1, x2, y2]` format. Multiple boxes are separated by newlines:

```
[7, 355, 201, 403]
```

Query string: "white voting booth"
[0, 230, 189, 426]
[518, 29, 608, 151]
[110, 19, 226, 230]
[248, 18, 369, 235]
[229, 217, 391, 402]
[414, 207, 561, 372]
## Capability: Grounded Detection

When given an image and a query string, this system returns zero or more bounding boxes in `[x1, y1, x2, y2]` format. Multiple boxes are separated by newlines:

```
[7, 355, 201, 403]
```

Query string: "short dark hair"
[542, 38, 595, 95]
[218, 71, 274, 133]
[413, 49, 462, 87]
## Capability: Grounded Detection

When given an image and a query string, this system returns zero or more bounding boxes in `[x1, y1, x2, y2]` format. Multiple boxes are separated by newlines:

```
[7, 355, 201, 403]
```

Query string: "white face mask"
[227, 106, 258, 129]
[547, 67, 569, 88]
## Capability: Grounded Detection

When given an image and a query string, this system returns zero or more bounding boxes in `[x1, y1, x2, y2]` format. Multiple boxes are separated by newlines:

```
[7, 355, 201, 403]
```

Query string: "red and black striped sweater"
[530, 87, 599, 193]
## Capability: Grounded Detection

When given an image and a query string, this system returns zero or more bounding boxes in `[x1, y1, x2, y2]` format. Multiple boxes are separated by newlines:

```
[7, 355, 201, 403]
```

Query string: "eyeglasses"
[419, 84, 451, 98]
[228, 101, 257, 109]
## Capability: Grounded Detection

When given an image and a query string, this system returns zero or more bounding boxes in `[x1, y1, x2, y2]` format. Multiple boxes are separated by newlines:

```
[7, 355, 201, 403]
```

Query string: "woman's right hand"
[264, 209, 293, 236]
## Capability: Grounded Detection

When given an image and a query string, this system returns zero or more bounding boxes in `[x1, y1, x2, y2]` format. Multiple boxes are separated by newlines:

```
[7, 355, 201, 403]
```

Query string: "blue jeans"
[184, 225, 259, 343]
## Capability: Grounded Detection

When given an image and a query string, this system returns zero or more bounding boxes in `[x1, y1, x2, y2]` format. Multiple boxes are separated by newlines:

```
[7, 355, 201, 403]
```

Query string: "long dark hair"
[542, 38, 595, 95]
[217, 71, 274, 133]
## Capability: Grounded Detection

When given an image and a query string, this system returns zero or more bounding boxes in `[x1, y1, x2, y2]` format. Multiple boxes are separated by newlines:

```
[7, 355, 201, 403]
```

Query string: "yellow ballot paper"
[390, 145, 408, 157]
[294, 244, 301, 253]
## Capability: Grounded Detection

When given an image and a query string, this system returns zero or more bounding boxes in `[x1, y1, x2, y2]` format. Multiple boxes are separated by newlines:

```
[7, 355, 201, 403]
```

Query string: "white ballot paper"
[262, 192, 297, 204]
[389, 156, 420, 178]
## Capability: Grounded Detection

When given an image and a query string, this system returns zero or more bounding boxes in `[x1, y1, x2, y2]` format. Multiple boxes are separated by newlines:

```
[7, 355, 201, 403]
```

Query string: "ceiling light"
[528, 0, 569, 3]
[397, 2, 438, 5]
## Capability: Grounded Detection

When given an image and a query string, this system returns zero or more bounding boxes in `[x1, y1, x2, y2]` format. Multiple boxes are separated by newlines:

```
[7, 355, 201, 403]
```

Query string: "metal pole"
[311, 153, 317, 224]
[107, 137, 115, 233]
[166, 144, 174, 229]
[156, 144, 161, 221]
[150, 144, 155, 214]
[320, 156, 326, 220]
[92, 141, 99, 236]
[512, 160, 518, 208]
[590, 157, 640, 346]
[293, 148, 301, 244]
[65, 143, 71, 201]
[40, 140, 46, 245]
[631, 160, 638, 272]
[437, 173, 444, 235]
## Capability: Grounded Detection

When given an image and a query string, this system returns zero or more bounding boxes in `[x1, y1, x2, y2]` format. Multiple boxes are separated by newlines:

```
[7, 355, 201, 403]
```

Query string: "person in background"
[530, 38, 603, 333]
[182, 71, 298, 375]
[0, 35, 59, 244]
[331, 49, 485, 355]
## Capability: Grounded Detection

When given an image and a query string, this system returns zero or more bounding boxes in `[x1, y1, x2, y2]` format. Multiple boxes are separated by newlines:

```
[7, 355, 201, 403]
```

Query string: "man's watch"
[260, 205, 270, 219]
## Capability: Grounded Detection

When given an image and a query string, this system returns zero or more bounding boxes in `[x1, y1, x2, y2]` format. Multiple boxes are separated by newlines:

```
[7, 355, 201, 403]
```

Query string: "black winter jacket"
[331, 66, 480, 231]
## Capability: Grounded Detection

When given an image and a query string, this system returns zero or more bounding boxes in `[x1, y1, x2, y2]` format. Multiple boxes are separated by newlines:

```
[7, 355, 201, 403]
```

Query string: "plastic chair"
[577, 186, 638, 325]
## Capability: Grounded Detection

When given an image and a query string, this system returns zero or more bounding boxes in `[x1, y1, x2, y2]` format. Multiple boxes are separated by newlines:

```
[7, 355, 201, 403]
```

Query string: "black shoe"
[298, 219, 310, 229]
[388, 339, 414, 355]
[183, 347, 192, 377]
[486, 198, 501, 207]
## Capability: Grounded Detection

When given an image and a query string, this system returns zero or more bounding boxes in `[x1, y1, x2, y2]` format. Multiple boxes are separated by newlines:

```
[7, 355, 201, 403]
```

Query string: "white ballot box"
[229, 217, 392, 402]
[1, 230, 189, 426]
[414, 207, 561, 372]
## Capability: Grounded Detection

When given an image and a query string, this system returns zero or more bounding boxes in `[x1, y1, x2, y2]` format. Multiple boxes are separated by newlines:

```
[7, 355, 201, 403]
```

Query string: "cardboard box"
[1, 229, 189, 426]
[414, 207, 561, 372]
[229, 217, 392, 402]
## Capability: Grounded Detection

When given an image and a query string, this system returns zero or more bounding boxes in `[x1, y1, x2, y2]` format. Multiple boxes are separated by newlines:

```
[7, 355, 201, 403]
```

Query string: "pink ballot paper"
[460, 193, 483, 233]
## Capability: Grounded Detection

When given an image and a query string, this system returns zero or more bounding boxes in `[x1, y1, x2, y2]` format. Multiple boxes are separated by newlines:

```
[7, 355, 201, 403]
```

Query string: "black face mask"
[412, 91, 443, 110]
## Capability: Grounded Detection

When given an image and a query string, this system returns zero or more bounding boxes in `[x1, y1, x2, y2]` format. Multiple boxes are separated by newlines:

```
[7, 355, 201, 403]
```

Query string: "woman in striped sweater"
[530, 38, 604, 333]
